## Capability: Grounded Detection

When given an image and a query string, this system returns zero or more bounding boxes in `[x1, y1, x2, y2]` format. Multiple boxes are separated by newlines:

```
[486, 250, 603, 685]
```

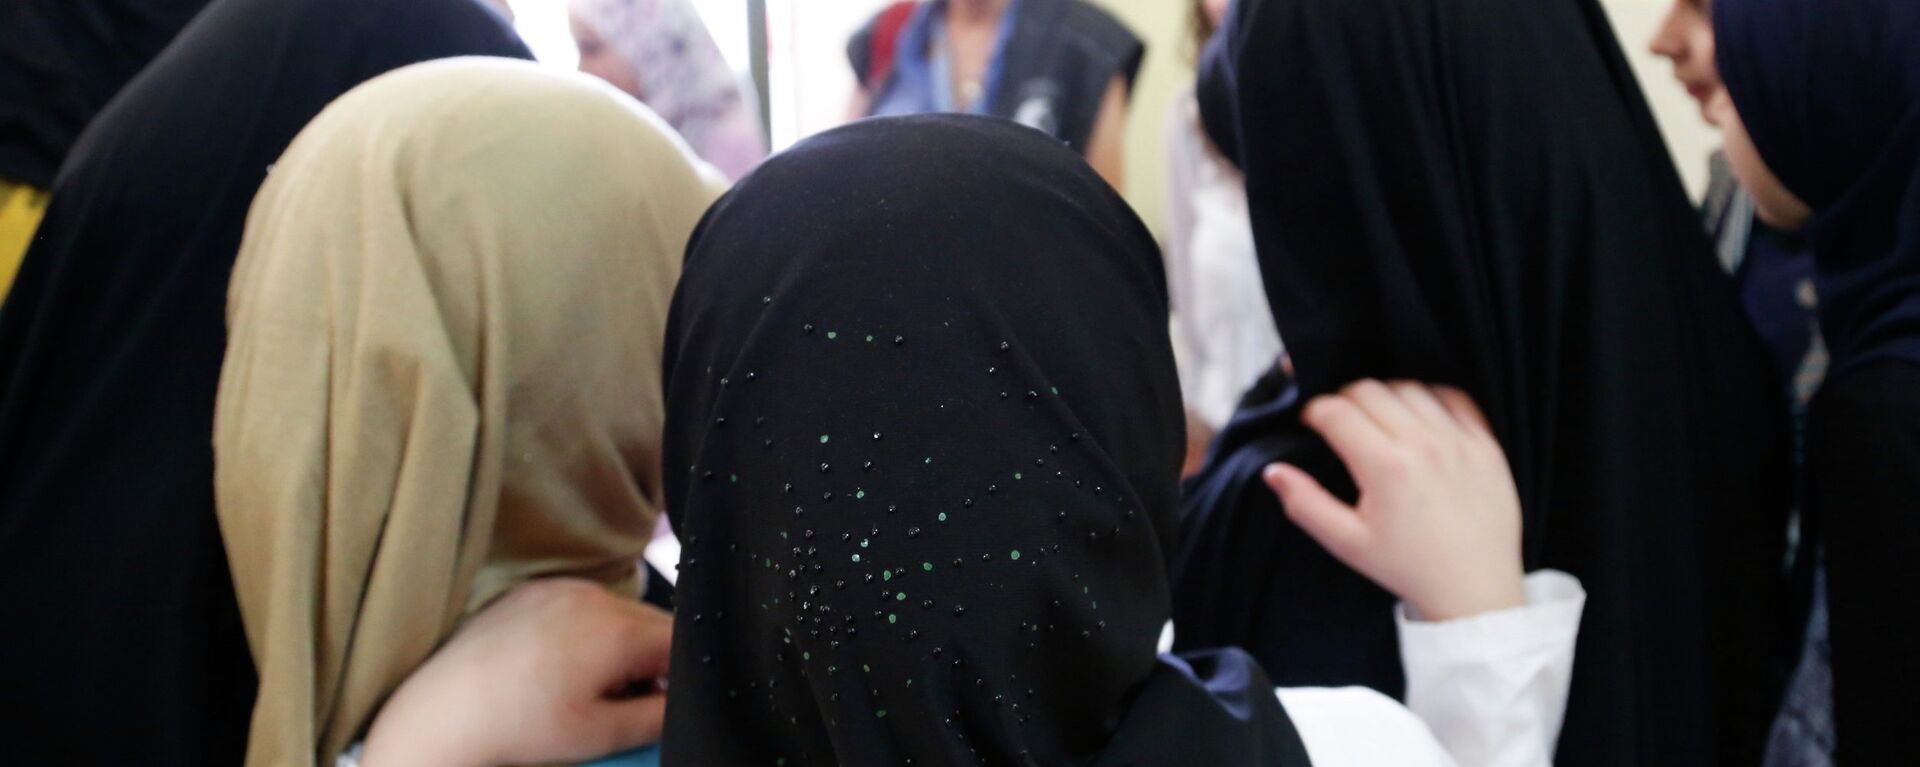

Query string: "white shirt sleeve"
[1279, 686, 1459, 767]
[1276, 570, 1586, 767]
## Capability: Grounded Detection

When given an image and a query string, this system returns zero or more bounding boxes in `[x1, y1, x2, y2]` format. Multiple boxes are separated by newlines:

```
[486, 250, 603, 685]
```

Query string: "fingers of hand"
[1341, 378, 1423, 437]
[609, 602, 674, 681]
[1265, 463, 1372, 564]
[1302, 391, 1399, 478]
[1431, 385, 1493, 439]
[593, 693, 668, 755]
[1386, 379, 1458, 431]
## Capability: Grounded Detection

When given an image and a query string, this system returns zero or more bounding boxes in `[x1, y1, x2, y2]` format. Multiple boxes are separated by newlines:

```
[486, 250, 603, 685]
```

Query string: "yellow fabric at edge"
[0, 180, 50, 301]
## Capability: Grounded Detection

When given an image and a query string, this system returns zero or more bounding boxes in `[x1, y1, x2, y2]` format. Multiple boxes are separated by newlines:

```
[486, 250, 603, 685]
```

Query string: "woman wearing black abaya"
[1170, 0, 1798, 764]
[0, 0, 529, 763]
[1714, 0, 1920, 759]
[654, 114, 1590, 766]
[0, 0, 215, 296]
[658, 114, 1296, 767]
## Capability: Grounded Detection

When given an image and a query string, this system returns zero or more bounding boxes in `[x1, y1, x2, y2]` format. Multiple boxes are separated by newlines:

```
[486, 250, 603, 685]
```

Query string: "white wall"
[765, 0, 887, 149]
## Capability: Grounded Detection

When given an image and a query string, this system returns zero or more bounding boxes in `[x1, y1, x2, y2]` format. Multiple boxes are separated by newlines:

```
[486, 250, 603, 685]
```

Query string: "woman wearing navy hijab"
[1715, 0, 1920, 760]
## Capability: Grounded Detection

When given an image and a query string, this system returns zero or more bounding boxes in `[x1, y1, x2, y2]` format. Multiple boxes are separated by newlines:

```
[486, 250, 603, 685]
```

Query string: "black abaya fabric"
[1803, 359, 1920, 761]
[1170, 0, 1798, 764]
[0, 0, 213, 188]
[0, 1, 528, 764]
[659, 115, 1306, 767]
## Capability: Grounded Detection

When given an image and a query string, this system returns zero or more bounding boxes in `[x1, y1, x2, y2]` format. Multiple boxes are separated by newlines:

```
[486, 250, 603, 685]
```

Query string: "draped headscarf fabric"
[570, 0, 766, 181]
[0, 0, 528, 763]
[1716, 1, 1920, 759]
[659, 114, 1306, 767]
[1170, 0, 1798, 764]
[216, 57, 720, 767]
[0, 0, 214, 189]
[1714, 0, 1920, 375]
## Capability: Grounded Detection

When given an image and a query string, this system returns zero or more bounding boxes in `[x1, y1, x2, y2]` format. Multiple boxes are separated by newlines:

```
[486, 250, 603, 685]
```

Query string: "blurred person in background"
[1162, 0, 1282, 475]
[570, 0, 767, 181]
[1648, 1, 1831, 763]
[0, 0, 213, 299]
[845, 0, 1140, 188]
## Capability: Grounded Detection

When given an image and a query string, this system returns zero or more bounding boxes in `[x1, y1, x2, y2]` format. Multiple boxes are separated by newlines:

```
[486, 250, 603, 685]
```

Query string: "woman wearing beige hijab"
[214, 57, 723, 767]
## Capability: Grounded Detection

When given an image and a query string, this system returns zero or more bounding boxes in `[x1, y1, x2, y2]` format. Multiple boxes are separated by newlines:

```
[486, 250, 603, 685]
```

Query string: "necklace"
[937, 27, 988, 111]
[958, 78, 984, 108]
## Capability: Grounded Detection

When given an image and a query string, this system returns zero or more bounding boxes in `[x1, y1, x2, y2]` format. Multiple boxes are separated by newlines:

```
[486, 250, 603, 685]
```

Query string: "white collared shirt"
[1280, 570, 1586, 767]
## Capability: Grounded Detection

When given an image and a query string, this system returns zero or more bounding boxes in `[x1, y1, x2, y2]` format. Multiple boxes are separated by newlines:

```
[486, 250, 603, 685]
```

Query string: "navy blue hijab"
[1716, 0, 1920, 374]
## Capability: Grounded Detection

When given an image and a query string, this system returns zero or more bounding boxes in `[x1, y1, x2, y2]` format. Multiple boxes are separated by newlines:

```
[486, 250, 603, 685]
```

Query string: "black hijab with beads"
[1170, 0, 1799, 764]
[659, 114, 1306, 766]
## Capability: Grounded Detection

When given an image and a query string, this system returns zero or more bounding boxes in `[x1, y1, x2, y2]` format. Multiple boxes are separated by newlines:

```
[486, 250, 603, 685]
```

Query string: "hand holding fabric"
[361, 579, 672, 767]
[1265, 380, 1525, 622]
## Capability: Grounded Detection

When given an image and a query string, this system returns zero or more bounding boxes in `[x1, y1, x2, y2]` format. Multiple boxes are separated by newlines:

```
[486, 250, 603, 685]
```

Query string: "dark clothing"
[0, 0, 212, 187]
[848, 0, 1142, 154]
[1703, 150, 1825, 406]
[0, 0, 529, 763]
[1737, 234, 1821, 392]
[1702, 149, 1832, 767]
[1171, 0, 1797, 763]
[1193, 30, 1238, 168]
[1716, 0, 1920, 375]
[1805, 359, 1920, 763]
[659, 115, 1306, 767]
[1717, 1, 1920, 758]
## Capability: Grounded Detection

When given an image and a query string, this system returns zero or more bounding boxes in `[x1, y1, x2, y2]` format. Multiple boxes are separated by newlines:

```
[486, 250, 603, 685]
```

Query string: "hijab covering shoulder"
[659, 114, 1307, 766]
[218, 57, 721, 766]
[1716, 0, 1920, 373]
[570, 0, 767, 180]
[0, 0, 528, 763]
[1171, 0, 1797, 763]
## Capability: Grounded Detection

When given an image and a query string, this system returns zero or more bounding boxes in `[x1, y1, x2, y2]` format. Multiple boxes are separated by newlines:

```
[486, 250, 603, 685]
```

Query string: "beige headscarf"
[214, 57, 723, 766]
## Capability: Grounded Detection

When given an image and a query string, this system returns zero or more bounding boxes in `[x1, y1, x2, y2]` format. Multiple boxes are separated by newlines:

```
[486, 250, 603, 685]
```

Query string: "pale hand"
[361, 578, 673, 767]
[1266, 379, 1526, 621]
